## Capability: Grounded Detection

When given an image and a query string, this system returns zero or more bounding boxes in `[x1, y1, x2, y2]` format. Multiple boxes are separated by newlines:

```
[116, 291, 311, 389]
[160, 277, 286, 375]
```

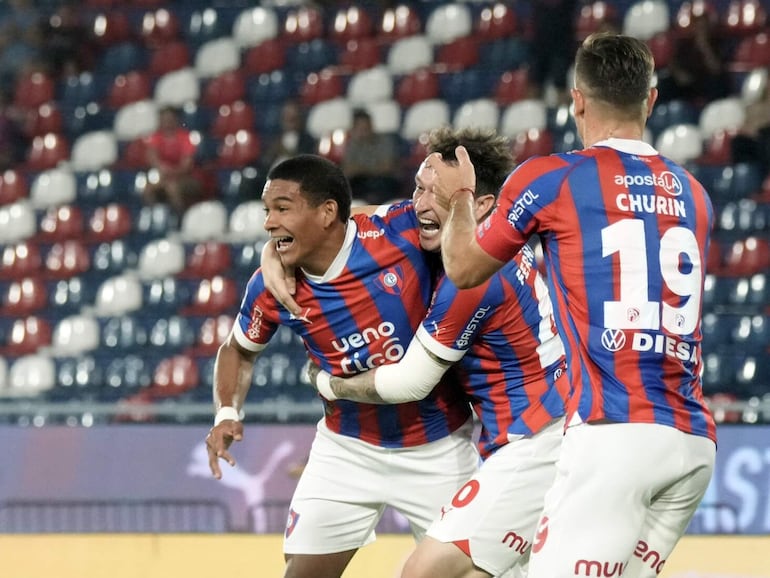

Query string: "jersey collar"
[592, 137, 658, 156]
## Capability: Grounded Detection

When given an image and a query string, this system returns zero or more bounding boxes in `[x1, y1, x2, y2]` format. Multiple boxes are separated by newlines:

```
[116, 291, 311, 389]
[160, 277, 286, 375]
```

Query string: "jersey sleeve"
[232, 270, 280, 352]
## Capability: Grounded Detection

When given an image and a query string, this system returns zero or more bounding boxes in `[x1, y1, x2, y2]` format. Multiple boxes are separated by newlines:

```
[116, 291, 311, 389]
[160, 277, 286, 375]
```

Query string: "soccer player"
[205, 155, 478, 578]
[426, 33, 717, 577]
[301, 127, 570, 578]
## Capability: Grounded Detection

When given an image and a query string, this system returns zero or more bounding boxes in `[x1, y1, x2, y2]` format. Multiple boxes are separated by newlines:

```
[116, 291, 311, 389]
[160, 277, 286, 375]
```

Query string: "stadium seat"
[59, 72, 106, 111]
[339, 37, 382, 73]
[91, 11, 132, 47]
[387, 35, 433, 75]
[140, 7, 180, 49]
[347, 66, 393, 106]
[54, 354, 105, 400]
[699, 97, 746, 139]
[94, 274, 144, 317]
[50, 277, 93, 315]
[217, 130, 261, 169]
[185, 8, 231, 49]
[331, 5, 373, 45]
[675, 0, 718, 30]
[740, 67, 768, 104]
[210, 101, 256, 139]
[654, 124, 704, 164]
[51, 314, 100, 357]
[435, 36, 480, 72]
[247, 70, 298, 105]
[191, 314, 233, 357]
[243, 38, 286, 75]
[378, 4, 422, 44]
[0, 278, 48, 317]
[701, 312, 738, 354]
[148, 315, 196, 352]
[229, 200, 268, 242]
[721, 0, 767, 37]
[494, 69, 530, 106]
[95, 42, 147, 77]
[143, 276, 190, 315]
[396, 69, 440, 107]
[307, 98, 353, 139]
[148, 41, 191, 77]
[730, 31, 770, 72]
[576, 1, 619, 40]
[726, 273, 769, 309]
[647, 29, 675, 69]
[202, 70, 246, 108]
[699, 129, 736, 166]
[479, 37, 530, 71]
[7, 354, 55, 397]
[38, 205, 85, 243]
[709, 162, 764, 204]
[723, 236, 770, 276]
[706, 238, 724, 275]
[100, 314, 149, 355]
[87, 203, 133, 244]
[195, 37, 240, 79]
[0, 202, 36, 243]
[300, 69, 346, 107]
[401, 99, 450, 141]
[113, 100, 159, 143]
[0, 170, 28, 206]
[3, 317, 52, 356]
[285, 39, 338, 75]
[317, 130, 348, 165]
[14, 72, 55, 110]
[138, 238, 186, 279]
[25, 103, 64, 138]
[179, 241, 232, 279]
[107, 71, 152, 109]
[233, 242, 262, 278]
[623, 0, 671, 41]
[364, 100, 402, 134]
[232, 6, 279, 49]
[476, 2, 518, 40]
[701, 353, 742, 398]
[103, 353, 153, 394]
[452, 98, 499, 131]
[731, 314, 770, 354]
[91, 238, 139, 278]
[182, 276, 238, 317]
[0, 242, 42, 280]
[30, 168, 77, 209]
[512, 128, 556, 163]
[283, 5, 325, 44]
[148, 354, 199, 398]
[179, 200, 228, 242]
[500, 99, 548, 138]
[70, 130, 119, 172]
[425, 3, 473, 45]
[44, 240, 91, 280]
[154, 67, 200, 108]
[25, 133, 70, 172]
[136, 204, 179, 239]
[734, 355, 770, 398]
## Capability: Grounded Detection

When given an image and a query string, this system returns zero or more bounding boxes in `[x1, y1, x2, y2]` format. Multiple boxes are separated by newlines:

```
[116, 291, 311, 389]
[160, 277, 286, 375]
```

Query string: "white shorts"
[427, 418, 564, 576]
[528, 422, 716, 578]
[283, 418, 479, 555]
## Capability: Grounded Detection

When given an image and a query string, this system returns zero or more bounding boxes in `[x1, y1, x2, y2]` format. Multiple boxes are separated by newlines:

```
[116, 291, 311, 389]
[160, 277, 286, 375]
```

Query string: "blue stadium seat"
[438, 68, 497, 107]
[701, 352, 742, 397]
[478, 38, 530, 72]
[709, 163, 764, 205]
[184, 7, 234, 49]
[731, 315, 770, 355]
[142, 277, 192, 316]
[701, 312, 740, 355]
[48, 277, 95, 317]
[646, 99, 699, 140]
[52, 355, 104, 401]
[65, 104, 116, 141]
[147, 315, 196, 353]
[135, 204, 180, 239]
[101, 315, 149, 354]
[95, 42, 148, 77]
[285, 39, 339, 75]
[727, 273, 769, 309]
[103, 354, 154, 397]
[58, 73, 108, 112]
[91, 239, 139, 278]
[247, 71, 300, 105]
[734, 355, 770, 398]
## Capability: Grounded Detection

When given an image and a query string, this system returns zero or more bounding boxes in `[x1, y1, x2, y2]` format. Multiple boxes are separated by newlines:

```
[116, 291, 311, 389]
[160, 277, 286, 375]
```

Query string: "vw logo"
[601, 329, 627, 351]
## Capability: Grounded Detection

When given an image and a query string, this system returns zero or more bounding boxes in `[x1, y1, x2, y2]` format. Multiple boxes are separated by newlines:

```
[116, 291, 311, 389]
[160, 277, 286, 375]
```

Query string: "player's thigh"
[284, 550, 358, 578]
[402, 536, 492, 578]
[625, 433, 716, 577]
[426, 419, 563, 577]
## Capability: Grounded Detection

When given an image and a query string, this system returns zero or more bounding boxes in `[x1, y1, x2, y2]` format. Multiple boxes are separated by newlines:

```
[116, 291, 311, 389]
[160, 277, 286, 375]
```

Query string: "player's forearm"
[329, 371, 386, 403]
[213, 339, 256, 411]
[442, 190, 491, 288]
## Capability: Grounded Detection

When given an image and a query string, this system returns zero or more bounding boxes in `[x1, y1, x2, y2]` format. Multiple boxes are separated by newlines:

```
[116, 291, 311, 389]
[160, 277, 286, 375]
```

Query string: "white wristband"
[214, 406, 241, 426]
[315, 370, 337, 401]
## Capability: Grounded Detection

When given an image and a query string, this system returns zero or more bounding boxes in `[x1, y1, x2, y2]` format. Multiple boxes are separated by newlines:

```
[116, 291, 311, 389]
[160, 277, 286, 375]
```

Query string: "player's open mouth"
[275, 236, 295, 252]
[419, 218, 440, 236]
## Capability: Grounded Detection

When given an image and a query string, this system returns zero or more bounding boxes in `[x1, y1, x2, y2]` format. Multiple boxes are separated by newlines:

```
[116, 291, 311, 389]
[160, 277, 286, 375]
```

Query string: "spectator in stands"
[0, 89, 27, 171]
[731, 82, 770, 177]
[0, 0, 43, 86]
[528, 0, 579, 105]
[261, 99, 317, 171]
[40, 1, 93, 81]
[341, 108, 401, 204]
[142, 106, 203, 216]
[657, 13, 729, 106]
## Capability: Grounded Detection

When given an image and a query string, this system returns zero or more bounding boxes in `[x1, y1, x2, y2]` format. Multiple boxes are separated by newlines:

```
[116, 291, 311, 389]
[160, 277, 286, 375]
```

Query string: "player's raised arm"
[260, 239, 301, 316]
[427, 147, 505, 289]
[206, 331, 259, 479]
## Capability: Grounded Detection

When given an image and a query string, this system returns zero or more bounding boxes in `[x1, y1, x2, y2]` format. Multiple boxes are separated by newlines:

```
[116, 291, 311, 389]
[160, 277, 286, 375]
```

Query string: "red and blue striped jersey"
[419, 243, 569, 459]
[234, 202, 471, 448]
[476, 139, 716, 442]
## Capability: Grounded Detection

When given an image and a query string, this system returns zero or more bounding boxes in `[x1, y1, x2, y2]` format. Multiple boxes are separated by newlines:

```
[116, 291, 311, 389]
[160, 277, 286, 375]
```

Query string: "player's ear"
[321, 199, 339, 227]
[474, 194, 496, 221]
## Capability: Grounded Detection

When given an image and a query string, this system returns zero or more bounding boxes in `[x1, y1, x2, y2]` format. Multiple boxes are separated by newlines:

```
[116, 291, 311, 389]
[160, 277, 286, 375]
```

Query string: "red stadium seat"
[0, 170, 28, 205]
[24, 103, 63, 138]
[202, 70, 247, 108]
[476, 2, 517, 40]
[721, 0, 767, 36]
[675, 0, 719, 30]
[646, 30, 675, 70]
[699, 129, 736, 165]
[179, 241, 233, 279]
[210, 101, 256, 139]
[148, 41, 190, 77]
[0, 242, 42, 281]
[44, 240, 91, 280]
[14, 72, 55, 110]
[118, 137, 149, 169]
[512, 128, 555, 163]
[284, 6, 325, 44]
[37, 205, 85, 243]
[148, 354, 199, 398]
[191, 314, 234, 357]
[575, 1, 619, 41]
[91, 11, 132, 46]
[339, 37, 382, 72]
[724, 236, 770, 276]
[494, 69, 531, 106]
[730, 32, 770, 72]
[107, 71, 152, 109]
[182, 276, 238, 316]
[3, 316, 52, 356]
[139, 8, 180, 48]
[0, 278, 48, 317]
[378, 4, 422, 44]
[87, 203, 133, 243]
[706, 240, 724, 275]
[330, 5, 373, 45]
[300, 69, 346, 106]
[243, 38, 286, 75]
[435, 37, 480, 72]
[217, 130, 261, 169]
[396, 69, 440, 107]
[318, 130, 348, 164]
[25, 133, 70, 172]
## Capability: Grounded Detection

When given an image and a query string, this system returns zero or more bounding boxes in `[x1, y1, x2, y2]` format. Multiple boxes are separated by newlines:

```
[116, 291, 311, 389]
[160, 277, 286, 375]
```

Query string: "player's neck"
[299, 222, 349, 278]
[582, 121, 645, 148]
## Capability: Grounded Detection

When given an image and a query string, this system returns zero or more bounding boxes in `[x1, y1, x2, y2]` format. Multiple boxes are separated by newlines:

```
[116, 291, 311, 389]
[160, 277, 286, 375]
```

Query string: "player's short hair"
[575, 33, 654, 119]
[426, 127, 514, 199]
[267, 154, 352, 223]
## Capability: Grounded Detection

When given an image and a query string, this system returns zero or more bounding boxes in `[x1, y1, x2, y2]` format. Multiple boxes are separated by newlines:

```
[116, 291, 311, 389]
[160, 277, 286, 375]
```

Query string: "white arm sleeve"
[373, 336, 451, 403]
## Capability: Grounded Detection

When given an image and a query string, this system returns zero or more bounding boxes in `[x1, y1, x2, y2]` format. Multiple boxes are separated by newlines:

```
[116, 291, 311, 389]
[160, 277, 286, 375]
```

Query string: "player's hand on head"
[260, 240, 301, 315]
[205, 421, 244, 479]
[426, 146, 477, 211]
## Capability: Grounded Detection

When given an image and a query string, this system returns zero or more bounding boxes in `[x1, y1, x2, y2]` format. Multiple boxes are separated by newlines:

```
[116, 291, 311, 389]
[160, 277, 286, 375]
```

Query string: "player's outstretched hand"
[261, 239, 302, 316]
[206, 420, 244, 479]
[426, 145, 477, 211]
